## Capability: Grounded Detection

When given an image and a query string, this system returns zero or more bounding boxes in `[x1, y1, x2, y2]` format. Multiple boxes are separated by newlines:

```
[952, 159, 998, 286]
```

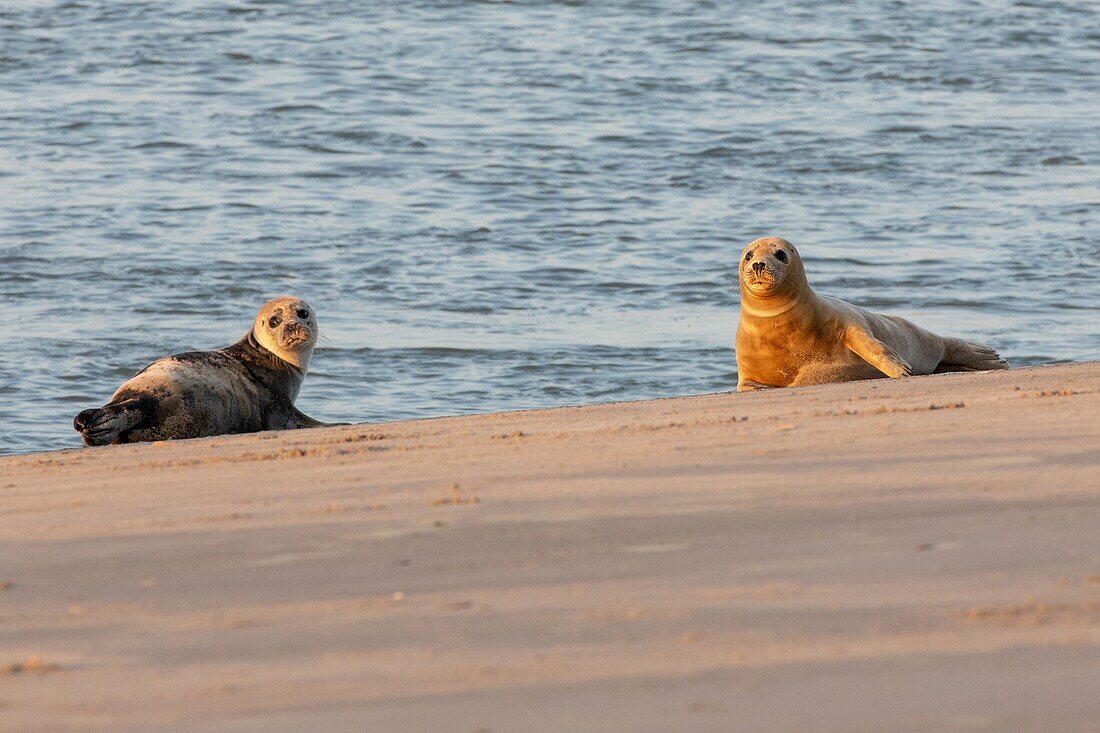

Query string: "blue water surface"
[1, 0, 1098, 454]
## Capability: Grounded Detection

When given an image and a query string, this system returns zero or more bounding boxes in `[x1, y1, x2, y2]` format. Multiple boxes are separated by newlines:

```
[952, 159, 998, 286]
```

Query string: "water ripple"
[1, 0, 1098, 454]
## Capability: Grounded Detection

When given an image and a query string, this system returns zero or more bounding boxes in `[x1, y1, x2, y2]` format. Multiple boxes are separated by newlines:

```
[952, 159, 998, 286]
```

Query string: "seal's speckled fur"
[74, 297, 327, 445]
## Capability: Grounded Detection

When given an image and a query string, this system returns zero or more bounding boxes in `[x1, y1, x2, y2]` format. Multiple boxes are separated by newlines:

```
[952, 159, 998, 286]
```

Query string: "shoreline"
[3, 362, 1099, 731]
[6, 360, 1082, 461]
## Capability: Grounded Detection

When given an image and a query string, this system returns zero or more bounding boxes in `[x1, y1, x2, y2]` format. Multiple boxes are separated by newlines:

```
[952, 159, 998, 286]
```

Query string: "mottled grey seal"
[74, 296, 331, 446]
[735, 237, 1009, 391]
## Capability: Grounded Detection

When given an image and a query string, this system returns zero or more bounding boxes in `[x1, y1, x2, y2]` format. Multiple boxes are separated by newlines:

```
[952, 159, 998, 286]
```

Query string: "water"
[1, 1, 1098, 455]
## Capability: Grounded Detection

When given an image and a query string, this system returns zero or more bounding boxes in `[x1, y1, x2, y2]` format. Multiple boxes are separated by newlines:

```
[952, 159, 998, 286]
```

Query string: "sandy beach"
[2, 363, 1098, 732]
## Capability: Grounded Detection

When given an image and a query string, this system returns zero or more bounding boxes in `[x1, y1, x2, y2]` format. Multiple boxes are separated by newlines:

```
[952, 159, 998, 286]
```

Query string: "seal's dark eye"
[744, 252, 753, 262]
[296, 309, 309, 319]
[268, 315, 282, 328]
[774, 250, 788, 262]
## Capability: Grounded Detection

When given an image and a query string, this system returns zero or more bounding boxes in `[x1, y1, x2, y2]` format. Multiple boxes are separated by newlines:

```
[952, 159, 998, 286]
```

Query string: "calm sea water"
[1, 1, 1098, 455]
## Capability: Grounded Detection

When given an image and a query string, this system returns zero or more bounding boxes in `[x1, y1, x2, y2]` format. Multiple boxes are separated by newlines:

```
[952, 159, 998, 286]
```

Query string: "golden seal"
[735, 237, 1008, 391]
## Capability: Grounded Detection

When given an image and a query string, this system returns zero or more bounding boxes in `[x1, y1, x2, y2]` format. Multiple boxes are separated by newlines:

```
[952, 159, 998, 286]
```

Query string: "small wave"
[132, 141, 189, 150]
[595, 281, 653, 291]
[299, 144, 354, 154]
[152, 205, 214, 212]
[1041, 155, 1083, 166]
[876, 125, 926, 134]
[693, 146, 738, 158]
[264, 104, 329, 114]
[299, 170, 347, 179]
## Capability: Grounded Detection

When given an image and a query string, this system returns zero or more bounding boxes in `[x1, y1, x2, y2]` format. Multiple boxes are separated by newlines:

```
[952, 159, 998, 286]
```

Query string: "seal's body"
[74, 297, 328, 446]
[735, 238, 1008, 391]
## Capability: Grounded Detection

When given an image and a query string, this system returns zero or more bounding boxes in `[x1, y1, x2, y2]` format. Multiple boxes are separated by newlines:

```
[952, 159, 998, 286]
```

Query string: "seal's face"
[738, 237, 799, 297]
[253, 296, 318, 371]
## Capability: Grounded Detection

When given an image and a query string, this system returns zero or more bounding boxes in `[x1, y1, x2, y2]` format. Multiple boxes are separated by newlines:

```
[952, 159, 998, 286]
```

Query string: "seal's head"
[737, 237, 806, 300]
[252, 296, 318, 371]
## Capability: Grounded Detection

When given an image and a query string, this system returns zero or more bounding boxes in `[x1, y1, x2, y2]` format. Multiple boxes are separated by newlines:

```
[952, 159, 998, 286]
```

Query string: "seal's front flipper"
[281, 407, 348, 430]
[845, 327, 912, 378]
[737, 379, 776, 392]
[74, 397, 154, 446]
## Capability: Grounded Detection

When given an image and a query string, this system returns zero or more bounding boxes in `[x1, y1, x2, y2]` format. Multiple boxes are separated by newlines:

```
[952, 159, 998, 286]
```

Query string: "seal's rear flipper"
[74, 397, 154, 446]
[939, 338, 1009, 372]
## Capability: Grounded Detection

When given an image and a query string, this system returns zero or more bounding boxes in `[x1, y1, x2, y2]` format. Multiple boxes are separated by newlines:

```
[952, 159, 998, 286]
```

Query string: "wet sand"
[2, 363, 1098, 732]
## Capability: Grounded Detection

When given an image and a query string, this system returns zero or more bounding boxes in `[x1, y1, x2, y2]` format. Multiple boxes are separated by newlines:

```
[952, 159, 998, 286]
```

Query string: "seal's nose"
[288, 322, 309, 337]
[752, 261, 766, 274]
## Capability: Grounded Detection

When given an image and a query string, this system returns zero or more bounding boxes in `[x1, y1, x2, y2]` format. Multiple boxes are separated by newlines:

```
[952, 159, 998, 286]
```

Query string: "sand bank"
[2, 363, 1099, 731]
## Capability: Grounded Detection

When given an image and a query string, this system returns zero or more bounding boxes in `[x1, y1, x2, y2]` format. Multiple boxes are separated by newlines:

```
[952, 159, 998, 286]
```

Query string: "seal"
[74, 296, 332, 446]
[734, 237, 1008, 391]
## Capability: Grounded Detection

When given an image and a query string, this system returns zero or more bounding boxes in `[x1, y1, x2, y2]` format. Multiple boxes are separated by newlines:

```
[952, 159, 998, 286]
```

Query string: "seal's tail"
[73, 397, 153, 446]
[938, 338, 1009, 372]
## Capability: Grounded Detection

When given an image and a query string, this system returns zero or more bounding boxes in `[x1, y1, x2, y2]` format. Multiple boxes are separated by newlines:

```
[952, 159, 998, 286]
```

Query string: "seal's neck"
[250, 328, 312, 373]
[247, 329, 310, 375]
[740, 282, 817, 318]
